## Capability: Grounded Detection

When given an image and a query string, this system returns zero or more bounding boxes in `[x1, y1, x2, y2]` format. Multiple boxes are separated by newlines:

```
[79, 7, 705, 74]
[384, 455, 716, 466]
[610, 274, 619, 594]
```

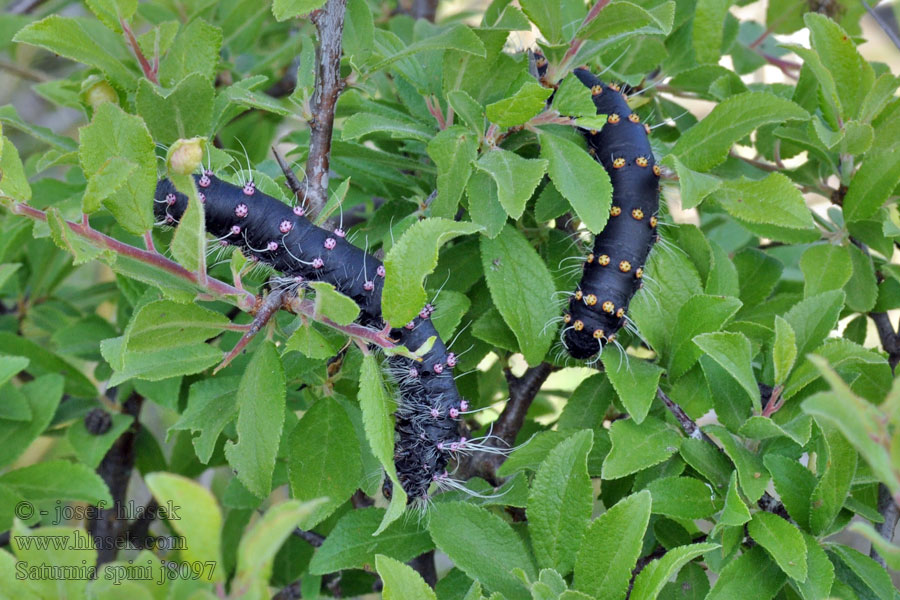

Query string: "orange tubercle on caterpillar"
[602, 301, 615, 314]
[573, 319, 584, 331]
[619, 260, 631, 273]
[632, 208, 644, 220]
[616, 307, 625, 318]
[586, 253, 595, 263]
[591, 85, 603, 96]
[598, 254, 610, 266]
[585, 294, 597, 306]
[628, 113, 640, 123]
[610, 205, 622, 216]
[608, 113, 620, 124]
[649, 215, 658, 228]
[635, 267, 644, 279]
[612, 157, 626, 169]
[652, 164, 661, 177]
[574, 290, 583, 301]
[636, 157, 649, 167]
[592, 329, 605, 340]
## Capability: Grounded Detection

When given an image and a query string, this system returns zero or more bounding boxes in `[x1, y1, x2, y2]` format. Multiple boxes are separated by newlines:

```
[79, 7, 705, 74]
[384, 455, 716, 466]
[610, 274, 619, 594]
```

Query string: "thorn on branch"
[214, 287, 289, 374]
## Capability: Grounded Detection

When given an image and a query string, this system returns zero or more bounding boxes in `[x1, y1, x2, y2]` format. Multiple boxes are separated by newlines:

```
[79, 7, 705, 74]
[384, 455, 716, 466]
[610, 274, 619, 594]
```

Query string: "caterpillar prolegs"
[154, 174, 472, 502]
[561, 68, 661, 360]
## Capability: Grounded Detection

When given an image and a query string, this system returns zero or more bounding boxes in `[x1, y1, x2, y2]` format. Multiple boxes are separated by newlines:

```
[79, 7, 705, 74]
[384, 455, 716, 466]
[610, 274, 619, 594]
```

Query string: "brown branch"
[4, 200, 398, 350]
[214, 287, 288, 373]
[87, 393, 144, 566]
[292, 527, 325, 547]
[303, 0, 348, 215]
[872, 484, 900, 567]
[457, 362, 555, 483]
[863, 0, 900, 51]
[870, 312, 900, 371]
[5, 0, 47, 14]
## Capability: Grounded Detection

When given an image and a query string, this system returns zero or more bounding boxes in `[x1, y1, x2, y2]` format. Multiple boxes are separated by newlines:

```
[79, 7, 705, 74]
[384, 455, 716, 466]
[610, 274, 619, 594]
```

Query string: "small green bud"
[167, 138, 206, 176]
[81, 77, 117, 110]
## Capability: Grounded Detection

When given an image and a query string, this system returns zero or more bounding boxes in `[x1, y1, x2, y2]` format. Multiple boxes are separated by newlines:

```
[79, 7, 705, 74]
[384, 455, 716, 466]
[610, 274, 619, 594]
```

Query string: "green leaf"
[377, 554, 438, 600]
[224, 341, 286, 499]
[0, 263, 21, 291]
[358, 354, 407, 533]
[46, 207, 106, 265]
[342, 113, 434, 143]
[373, 25, 486, 69]
[763, 454, 816, 529]
[668, 294, 742, 379]
[552, 74, 599, 118]
[11, 523, 96, 600]
[308, 507, 433, 574]
[383, 218, 481, 327]
[828, 544, 895, 600]
[783, 290, 845, 359]
[13, 16, 134, 86]
[796, 533, 835, 600]
[0, 135, 31, 202]
[158, 18, 222, 86]
[0, 355, 27, 388]
[805, 13, 874, 121]
[447, 90, 485, 133]
[272, 0, 326, 20]
[135, 74, 215, 145]
[602, 416, 681, 479]
[85, 0, 137, 32]
[539, 132, 612, 234]
[809, 419, 858, 536]
[82, 156, 137, 214]
[772, 316, 797, 386]
[519, 0, 568, 43]
[848, 522, 900, 571]
[170, 377, 239, 464]
[705, 425, 768, 502]
[78, 102, 156, 235]
[429, 502, 535, 599]
[0, 334, 95, 398]
[573, 491, 651, 600]
[427, 126, 478, 218]
[715, 173, 816, 237]
[102, 336, 221, 386]
[285, 323, 342, 359]
[232, 499, 324, 598]
[528, 429, 594, 576]
[692, 0, 730, 64]
[0, 375, 62, 468]
[467, 170, 508, 238]
[125, 300, 229, 352]
[629, 542, 719, 600]
[144, 472, 223, 580]
[288, 398, 363, 528]
[748, 512, 807, 581]
[799, 243, 851, 297]
[844, 243, 877, 313]
[719, 471, 751, 526]
[309, 281, 361, 326]
[169, 172, 206, 273]
[0, 460, 111, 505]
[662, 155, 721, 210]
[705, 546, 786, 600]
[579, 1, 672, 41]
[647, 476, 717, 519]
[671, 92, 808, 171]
[474, 149, 547, 219]
[603, 346, 663, 423]
[480, 224, 557, 365]
[843, 145, 900, 222]
[693, 332, 759, 412]
[485, 81, 552, 128]
[66, 413, 134, 469]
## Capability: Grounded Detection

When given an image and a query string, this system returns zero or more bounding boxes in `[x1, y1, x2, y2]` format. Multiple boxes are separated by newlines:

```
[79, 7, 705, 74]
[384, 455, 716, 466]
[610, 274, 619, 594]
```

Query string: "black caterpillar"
[154, 174, 476, 502]
[557, 65, 661, 360]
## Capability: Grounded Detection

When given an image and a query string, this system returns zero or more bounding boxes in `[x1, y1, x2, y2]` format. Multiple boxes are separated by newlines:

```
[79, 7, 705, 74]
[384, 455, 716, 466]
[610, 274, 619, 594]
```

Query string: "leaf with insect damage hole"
[481, 224, 557, 365]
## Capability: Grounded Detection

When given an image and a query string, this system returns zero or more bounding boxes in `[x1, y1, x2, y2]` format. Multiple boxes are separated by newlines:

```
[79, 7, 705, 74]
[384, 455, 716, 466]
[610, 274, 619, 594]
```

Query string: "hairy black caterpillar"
[559, 67, 661, 360]
[154, 174, 483, 502]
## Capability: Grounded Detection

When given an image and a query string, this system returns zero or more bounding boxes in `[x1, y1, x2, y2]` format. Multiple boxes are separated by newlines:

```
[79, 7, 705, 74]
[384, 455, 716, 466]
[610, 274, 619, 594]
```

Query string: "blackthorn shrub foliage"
[0, 0, 898, 598]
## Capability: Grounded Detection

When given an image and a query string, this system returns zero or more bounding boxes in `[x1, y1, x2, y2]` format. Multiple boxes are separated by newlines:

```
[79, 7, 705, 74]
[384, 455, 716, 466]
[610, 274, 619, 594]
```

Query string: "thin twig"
[3, 201, 398, 350]
[121, 19, 158, 84]
[303, 0, 348, 215]
[5, 0, 47, 14]
[214, 287, 288, 373]
[872, 484, 900, 567]
[870, 312, 900, 371]
[0, 57, 50, 82]
[656, 388, 712, 444]
[292, 527, 325, 547]
[863, 0, 900, 51]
